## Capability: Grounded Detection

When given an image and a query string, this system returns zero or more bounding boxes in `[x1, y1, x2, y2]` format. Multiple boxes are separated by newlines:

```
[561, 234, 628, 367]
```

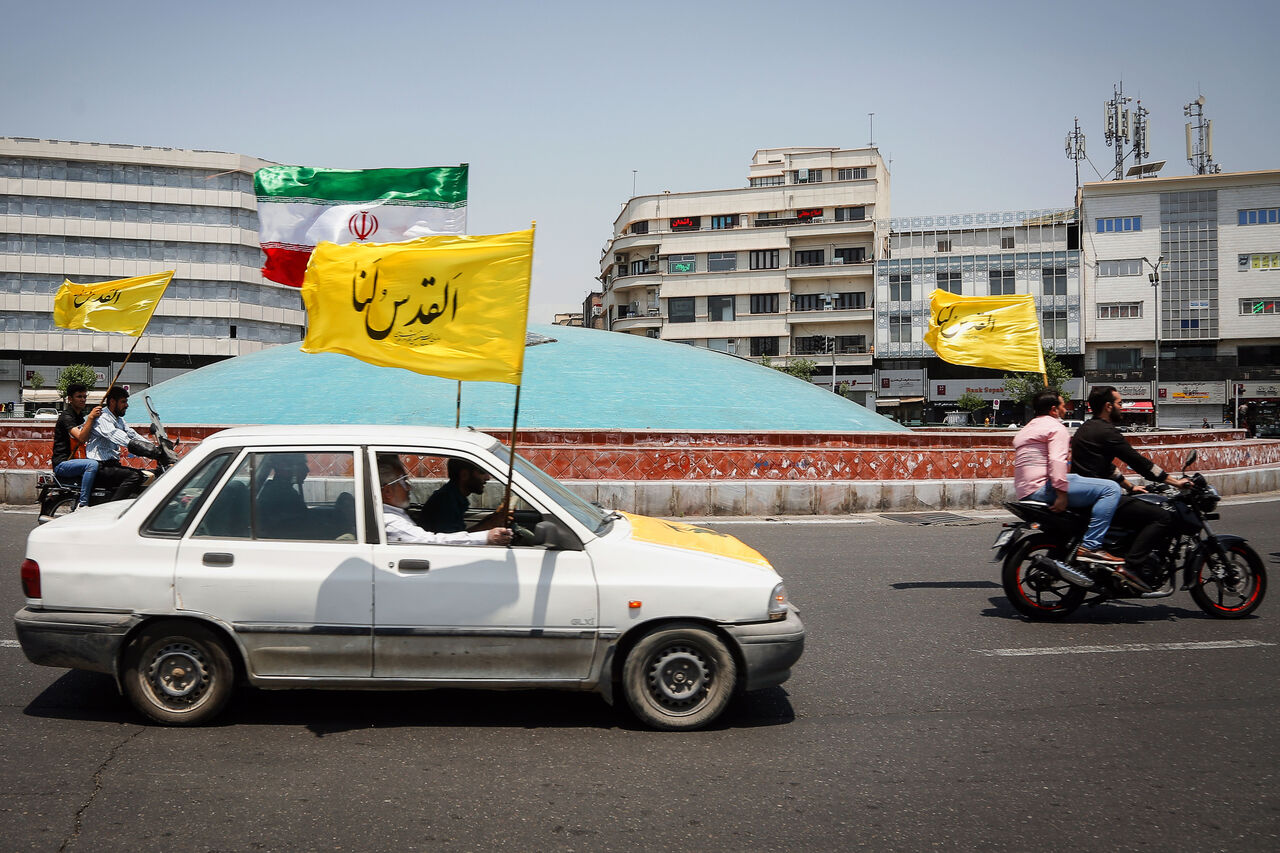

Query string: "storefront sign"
[1237, 381, 1280, 399]
[1159, 381, 1226, 405]
[1089, 382, 1152, 399]
[878, 369, 925, 396]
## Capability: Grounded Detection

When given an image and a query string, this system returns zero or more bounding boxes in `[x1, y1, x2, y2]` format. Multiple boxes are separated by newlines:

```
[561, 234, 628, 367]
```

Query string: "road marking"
[1, 640, 20, 648]
[975, 639, 1275, 657]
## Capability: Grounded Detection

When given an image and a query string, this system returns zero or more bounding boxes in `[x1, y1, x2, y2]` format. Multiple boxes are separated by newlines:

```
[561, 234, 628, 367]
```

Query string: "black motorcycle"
[37, 394, 179, 523]
[995, 450, 1267, 620]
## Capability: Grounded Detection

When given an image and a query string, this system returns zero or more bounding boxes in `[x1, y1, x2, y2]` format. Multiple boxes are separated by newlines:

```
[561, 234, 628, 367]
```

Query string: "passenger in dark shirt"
[418, 457, 512, 534]
[50, 383, 102, 508]
[1071, 386, 1190, 586]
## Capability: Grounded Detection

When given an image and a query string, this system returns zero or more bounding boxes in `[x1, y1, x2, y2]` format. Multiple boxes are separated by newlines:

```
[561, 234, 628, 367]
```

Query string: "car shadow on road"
[981, 595, 1226, 623]
[23, 672, 795, 736]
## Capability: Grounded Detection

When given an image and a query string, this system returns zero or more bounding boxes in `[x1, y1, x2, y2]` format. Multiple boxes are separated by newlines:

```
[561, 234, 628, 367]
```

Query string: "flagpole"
[456, 381, 462, 428]
[101, 334, 146, 404]
[501, 383, 521, 515]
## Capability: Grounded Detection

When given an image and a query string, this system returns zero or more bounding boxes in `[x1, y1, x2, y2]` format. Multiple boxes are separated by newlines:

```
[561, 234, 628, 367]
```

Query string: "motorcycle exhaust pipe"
[1030, 554, 1097, 590]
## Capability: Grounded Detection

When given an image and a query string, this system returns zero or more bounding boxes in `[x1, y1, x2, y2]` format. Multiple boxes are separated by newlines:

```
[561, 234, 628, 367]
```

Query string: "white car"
[33, 408, 59, 420]
[15, 425, 804, 731]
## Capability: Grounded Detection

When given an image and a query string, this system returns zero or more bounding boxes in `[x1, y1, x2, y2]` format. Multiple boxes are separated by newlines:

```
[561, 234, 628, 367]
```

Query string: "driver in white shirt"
[378, 454, 512, 546]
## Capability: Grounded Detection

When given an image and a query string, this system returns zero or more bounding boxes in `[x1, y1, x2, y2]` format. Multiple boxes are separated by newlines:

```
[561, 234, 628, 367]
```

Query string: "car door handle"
[203, 552, 234, 567]
[398, 559, 431, 572]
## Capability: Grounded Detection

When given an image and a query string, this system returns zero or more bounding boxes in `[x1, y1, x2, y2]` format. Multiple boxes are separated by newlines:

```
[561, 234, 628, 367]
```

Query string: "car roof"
[201, 424, 504, 452]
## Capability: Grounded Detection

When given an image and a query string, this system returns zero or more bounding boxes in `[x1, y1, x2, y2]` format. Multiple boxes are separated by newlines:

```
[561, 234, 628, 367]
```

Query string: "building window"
[669, 216, 701, 231]
[750, 336, 779, 357]
[707, 295, 735, 322]
[668, 297, 695, 323]
[1041, 309, 1067, 340]
[937, 239, 952, 253]
[834, 334, 867, 353]
[1238, 208, 1280, 226]
[834, 206, 866, 222]
[1097, 347, 1141, 370]
[749, 175, 784, 187]
[1001, 235, 1016, 249]
[831, 292, 866, 310]
[1242, 252, 1280, 270]
[706, 338, 735, 353]
[1097, 258, 1144, 277]
[1180, 319, 1201, 329]
[1042, 267, 1067, 296]
[834, 247, 866, 264]
[1240, 298, 1279, 315]
[667, 254, 696, 274]
[936, 271, 962, 294]
[836, 167, 867, 180]
[750, 293, 779, 314]
[710, 214, 738, 230]
[792, 169, 823, 183]
[888, 274, 912, 301]
[794, 249, 825, 267]
[628, 220, 649, 235]
[1096, 216, 1142, 233]
[1097, 302, 1143, 319]
[889, 313, 912, 343]
[791, 293, 822, 312]
[988, 269, 1015, 295]
[630, 259, 650, 276]
[708, 252, 737, 272]
[749, 250, 780, 270]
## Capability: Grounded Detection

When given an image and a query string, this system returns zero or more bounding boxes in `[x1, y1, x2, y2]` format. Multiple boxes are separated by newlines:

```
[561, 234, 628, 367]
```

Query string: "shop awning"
[1121, 400, 1154, 412]
[21, 389, 63, 403]
[875, 398, 900, 407]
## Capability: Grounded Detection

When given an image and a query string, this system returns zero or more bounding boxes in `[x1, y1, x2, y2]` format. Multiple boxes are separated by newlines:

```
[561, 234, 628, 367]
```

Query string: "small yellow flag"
[301, 227, 533, 384]
[923, 289, 1046, 374]
[54, 271, 174, 337]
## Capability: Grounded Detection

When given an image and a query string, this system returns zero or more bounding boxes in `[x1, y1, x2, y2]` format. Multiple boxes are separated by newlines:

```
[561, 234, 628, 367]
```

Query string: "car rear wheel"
[622, 623, 737, 731]
[122, 620, 235, 726]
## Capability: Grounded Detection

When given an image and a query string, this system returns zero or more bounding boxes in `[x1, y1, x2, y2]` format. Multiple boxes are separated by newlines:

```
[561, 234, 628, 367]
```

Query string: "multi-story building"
[1, 137, 304, 414]
[873, 209, 1083, 423]
[1080, 170, 1280, 428]
[599, 147, 889, 404]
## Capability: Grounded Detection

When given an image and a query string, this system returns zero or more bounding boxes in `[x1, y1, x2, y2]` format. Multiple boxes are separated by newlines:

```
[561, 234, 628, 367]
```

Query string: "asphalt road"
[1, 500, 1278, 852]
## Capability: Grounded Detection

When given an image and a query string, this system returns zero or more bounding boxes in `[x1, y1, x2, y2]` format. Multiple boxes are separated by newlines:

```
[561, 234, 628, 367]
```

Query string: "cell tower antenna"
[1065, 116, 1086, 195]
[868, 112, 875, 147]
[1103, 82, 1132, 180]
[1184, 94, 1221, 175]
[1131, 99, 1150, 173]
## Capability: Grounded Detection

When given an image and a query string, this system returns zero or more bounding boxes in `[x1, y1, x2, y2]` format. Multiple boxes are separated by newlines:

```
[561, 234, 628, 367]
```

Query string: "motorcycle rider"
[1013, 390, 1130, 583]
[86, 386, 167, 501]
[1071, 386, 1190, 590]
[50, 382, 102, 509]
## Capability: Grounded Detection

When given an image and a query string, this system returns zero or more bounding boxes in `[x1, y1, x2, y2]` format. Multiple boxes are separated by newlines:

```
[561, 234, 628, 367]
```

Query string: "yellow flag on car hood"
[923, 289, 1046, 374]
[53, 271, 174, 337]
[301, 227, 533, 384]
[620, 512, 775, 570]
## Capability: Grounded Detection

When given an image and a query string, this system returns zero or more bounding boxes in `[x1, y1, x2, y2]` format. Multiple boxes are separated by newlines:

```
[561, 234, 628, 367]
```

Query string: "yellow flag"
[53, 271, 174, 337]
[923, 289, 1046, 374]
[301, 227, 533, 384]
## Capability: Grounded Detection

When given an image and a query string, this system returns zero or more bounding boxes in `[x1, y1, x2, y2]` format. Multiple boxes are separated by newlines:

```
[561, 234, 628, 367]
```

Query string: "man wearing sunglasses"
[378, 455, 512, 546]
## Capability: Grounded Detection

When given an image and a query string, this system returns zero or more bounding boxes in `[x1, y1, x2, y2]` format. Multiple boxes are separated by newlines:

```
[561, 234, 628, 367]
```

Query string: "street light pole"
[1144, 255, 1163, 429]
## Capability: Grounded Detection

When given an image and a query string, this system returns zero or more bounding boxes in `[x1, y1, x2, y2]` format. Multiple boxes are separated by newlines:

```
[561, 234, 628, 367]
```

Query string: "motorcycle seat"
[1006, 498, 1091, 524]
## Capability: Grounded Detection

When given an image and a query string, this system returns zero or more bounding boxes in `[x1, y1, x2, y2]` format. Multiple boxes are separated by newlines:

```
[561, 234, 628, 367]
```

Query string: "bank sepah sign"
[933, 377, 1085, 402]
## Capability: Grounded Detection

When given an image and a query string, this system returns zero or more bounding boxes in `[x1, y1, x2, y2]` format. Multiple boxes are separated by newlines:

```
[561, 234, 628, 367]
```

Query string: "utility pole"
[1145, 256, 1164, 429]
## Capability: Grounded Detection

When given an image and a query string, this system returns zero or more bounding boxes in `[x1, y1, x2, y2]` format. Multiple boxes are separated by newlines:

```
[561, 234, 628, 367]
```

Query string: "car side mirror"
[533, 518, 584, 551]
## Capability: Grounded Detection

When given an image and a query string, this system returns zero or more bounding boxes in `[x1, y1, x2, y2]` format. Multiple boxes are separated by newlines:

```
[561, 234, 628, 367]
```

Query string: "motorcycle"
[37, 394, 179, 524]
[994, 450, 1267, 620]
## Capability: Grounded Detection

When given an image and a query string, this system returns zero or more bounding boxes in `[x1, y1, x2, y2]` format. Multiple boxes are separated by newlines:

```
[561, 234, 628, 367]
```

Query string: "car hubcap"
[148, 642, 209, 703]
[648, 645, 711, 708]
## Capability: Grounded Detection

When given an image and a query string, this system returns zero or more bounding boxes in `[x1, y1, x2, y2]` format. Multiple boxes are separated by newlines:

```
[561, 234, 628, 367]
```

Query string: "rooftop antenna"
[868, 112, 875, 147]
[1065, 116, 1086, 195]
[1131, 99, 1151, 174]
[631, 169, 637, 197]
[1103, 82, 1132, 180]
[1184, 94, 1221, 174]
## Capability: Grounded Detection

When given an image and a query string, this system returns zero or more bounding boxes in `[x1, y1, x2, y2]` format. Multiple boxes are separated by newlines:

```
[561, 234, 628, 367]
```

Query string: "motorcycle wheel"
[45, 497, 77, 521]
[1190, 542, 1267, 619]
[1002, 534, 1086, 621]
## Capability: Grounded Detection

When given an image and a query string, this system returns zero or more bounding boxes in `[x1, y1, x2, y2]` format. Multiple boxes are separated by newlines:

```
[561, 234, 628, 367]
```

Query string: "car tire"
[622, 623, 737, 731]
[122, 620, 235, 726]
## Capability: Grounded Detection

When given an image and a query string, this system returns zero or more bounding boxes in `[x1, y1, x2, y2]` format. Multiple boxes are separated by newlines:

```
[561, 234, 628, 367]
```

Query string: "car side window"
[143, 452, 235, 536]
[193, 451, 358, 541]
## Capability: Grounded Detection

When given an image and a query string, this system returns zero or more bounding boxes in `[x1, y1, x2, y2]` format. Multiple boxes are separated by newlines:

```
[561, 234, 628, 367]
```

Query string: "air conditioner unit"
[798, 168, 809, 182]
[615, 254, 627, 264]
[831, 257, 844, 264]
[647, 254, 658, 263]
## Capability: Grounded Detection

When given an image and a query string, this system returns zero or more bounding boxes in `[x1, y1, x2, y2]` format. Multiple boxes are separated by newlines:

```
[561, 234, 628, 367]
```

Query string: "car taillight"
[20, 559, 40, 599]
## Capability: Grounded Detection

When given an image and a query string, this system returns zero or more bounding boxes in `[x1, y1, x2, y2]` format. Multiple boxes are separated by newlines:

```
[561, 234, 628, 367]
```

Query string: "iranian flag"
[254, 164, 468, 287]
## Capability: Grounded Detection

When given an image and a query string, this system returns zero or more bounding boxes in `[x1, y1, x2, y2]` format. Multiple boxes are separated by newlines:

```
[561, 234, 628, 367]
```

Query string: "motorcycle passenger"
[1071, 386, 1190, 590]
[50, 382, 102, 509]
[86, 386, 165, 501]
[1013, 391, 1130, 576]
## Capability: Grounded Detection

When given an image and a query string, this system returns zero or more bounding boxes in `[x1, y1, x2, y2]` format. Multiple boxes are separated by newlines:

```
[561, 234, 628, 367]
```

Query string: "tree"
[57, 364, 99, 398]
[759, 355, 818, 383]
[28, 371, 44, 391]
[836, 381, 850, 397]
[955, 391, 987, 413]
[1002, 347, 1072, 407]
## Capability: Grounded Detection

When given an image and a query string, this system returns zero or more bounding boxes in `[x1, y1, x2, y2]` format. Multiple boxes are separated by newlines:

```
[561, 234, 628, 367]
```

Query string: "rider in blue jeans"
[50, 383, 102, 508]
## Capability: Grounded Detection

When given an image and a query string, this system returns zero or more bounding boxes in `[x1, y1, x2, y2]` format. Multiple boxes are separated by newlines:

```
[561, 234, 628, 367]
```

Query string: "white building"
[599, 147, 889, 404]
[1080, 170, 1280, 428]
[873, 209, 1083, 422]
[1, 137, 303, 413]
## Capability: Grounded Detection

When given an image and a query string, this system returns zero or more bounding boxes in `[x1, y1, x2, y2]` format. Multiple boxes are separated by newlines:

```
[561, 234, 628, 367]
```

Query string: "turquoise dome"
[143, 323, 906, 432]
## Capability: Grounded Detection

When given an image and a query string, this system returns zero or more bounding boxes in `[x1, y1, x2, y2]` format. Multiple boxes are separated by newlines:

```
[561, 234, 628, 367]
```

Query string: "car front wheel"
[622, 623, 738, 731]
[122, 620, 235, 726]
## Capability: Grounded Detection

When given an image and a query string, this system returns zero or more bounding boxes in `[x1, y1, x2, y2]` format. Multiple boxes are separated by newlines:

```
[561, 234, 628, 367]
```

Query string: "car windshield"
[490, 444, 613, 534]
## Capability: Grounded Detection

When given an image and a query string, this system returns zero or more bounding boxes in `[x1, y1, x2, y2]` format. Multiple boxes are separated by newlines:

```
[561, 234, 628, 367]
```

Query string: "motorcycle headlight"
[768, 582, 790, 621]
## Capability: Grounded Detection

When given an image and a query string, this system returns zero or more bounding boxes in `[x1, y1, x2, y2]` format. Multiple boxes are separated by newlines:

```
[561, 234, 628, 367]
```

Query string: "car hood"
[617, 512, 776, 573]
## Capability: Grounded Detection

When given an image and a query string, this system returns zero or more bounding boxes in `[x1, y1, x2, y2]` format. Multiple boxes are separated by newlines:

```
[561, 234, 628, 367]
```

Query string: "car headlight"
[768, 582, 790, 620]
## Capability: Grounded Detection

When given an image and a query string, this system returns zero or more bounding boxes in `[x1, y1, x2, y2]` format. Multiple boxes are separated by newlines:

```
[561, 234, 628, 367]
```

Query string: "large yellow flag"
[301, 227, 533, 384]
[54, 271, 174, 337]
[923, 289, 1046, 374]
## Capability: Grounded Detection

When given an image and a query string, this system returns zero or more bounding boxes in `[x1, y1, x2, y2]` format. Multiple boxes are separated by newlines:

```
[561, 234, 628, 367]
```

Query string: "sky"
[4, 0, 1278, 323]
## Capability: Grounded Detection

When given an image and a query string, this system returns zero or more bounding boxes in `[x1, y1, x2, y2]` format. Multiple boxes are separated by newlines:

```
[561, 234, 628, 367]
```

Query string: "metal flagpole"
[456, 381, 462, 428]
[501, 384, 521, 514]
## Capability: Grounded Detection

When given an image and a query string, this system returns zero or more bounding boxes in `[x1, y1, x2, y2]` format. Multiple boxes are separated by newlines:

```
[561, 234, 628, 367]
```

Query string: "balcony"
[613, 312, 663, 332]
[786, 303, 873, 324]
[787, 260, 873, 279]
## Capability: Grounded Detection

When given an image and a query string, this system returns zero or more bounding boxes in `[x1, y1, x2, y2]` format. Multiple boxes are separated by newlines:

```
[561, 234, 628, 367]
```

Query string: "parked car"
[942, 412, 971, 427]
[15, 425, 804, 730]
[1062, 419, 1084, 430]
[33, 408, 58, 420]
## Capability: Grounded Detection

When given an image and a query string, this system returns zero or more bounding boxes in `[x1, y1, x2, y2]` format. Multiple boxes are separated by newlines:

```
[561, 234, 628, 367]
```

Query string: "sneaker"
[1076, 546, 1125, 564]
[1112, 566, 1154, 593]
